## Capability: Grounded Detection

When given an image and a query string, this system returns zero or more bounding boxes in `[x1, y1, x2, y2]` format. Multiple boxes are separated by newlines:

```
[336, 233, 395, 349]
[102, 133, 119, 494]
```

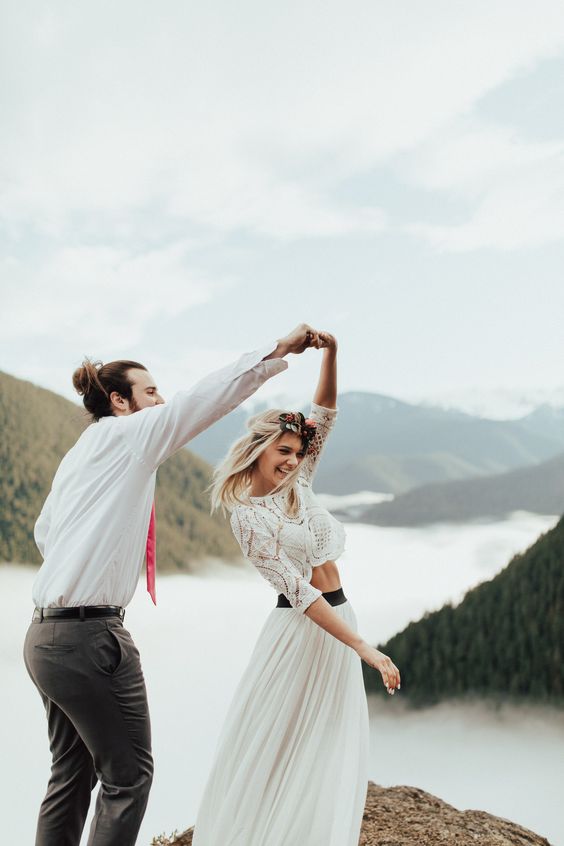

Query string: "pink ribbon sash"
[146, 501, 157, 605]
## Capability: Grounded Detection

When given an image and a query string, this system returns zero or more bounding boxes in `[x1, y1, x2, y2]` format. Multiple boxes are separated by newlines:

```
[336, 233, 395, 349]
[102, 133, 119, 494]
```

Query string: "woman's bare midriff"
[310, 560, 341, 593]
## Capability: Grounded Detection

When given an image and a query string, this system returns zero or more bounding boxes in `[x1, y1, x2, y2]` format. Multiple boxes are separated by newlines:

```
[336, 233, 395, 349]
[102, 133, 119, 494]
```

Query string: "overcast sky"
[2, 1, 564, 417]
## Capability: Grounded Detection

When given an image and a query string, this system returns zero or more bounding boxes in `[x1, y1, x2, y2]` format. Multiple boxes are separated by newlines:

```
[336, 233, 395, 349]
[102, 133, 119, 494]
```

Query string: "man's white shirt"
[32, 343, 287, 608]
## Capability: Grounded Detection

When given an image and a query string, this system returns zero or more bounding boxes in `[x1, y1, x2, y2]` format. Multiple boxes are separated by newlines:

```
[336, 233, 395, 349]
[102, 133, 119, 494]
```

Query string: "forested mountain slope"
[364, 517, 564, 705]
[360, 452, 564, 525]
[0, 371, 237, 569]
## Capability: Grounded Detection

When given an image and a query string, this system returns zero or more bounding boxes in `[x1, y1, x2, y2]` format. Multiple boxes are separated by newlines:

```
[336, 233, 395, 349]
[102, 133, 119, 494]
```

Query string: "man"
[24, 324, 318, 846]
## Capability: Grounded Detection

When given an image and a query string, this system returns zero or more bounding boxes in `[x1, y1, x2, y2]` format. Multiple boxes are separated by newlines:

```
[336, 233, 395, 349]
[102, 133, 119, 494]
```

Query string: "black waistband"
[33, 606, 125, 622]
[276, 587, 347, 608]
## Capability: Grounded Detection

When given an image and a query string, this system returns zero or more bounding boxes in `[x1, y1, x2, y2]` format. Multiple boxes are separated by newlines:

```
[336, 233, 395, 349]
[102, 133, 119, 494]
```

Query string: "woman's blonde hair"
[209, 409, 304, 516]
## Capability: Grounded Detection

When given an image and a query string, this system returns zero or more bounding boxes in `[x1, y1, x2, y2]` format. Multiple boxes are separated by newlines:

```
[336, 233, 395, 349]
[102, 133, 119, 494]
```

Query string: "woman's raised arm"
[298, 332, 338, 481]
[312, 332, 337, 409]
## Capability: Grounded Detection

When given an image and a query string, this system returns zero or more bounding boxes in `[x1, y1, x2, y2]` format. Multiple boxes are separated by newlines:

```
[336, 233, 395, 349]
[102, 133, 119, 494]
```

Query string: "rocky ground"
[151, 781, 553, 845]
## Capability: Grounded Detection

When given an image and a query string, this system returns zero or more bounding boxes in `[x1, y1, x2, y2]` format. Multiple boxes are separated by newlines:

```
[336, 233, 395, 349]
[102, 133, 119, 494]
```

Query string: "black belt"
[276, 587, 347, 608]
[33, 605, 125, 622]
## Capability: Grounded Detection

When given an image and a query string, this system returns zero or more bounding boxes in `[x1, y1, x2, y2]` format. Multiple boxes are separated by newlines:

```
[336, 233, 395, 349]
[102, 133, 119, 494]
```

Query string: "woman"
[193, 331, 400, 846]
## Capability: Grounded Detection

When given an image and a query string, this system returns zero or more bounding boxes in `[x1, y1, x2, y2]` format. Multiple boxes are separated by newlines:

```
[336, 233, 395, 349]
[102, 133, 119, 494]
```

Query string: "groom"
[24, 324, 317, 846]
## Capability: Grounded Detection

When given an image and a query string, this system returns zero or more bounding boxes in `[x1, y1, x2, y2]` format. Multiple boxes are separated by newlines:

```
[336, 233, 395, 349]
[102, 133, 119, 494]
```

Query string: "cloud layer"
[2, 1, 564, 243]
[3, 1, 564, 408]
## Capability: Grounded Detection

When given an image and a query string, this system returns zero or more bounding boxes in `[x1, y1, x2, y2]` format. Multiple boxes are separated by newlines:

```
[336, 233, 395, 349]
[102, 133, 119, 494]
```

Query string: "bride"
[192, 330, 400, 846]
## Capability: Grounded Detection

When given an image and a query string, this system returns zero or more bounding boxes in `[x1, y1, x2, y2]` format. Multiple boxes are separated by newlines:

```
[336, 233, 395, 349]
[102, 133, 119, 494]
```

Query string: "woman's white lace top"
[230, 402, 346, 613]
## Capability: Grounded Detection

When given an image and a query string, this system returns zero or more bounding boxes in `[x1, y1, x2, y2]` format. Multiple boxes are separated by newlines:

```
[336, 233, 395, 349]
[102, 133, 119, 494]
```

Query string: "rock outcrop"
[152, 781, 553, 845]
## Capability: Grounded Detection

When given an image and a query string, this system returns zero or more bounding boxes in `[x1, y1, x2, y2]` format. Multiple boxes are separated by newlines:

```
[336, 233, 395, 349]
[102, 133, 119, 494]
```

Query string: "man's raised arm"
[120, 324, 319, 471]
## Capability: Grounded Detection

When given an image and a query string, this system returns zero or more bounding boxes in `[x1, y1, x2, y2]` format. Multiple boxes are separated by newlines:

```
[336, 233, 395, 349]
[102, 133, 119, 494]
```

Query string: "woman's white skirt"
[192, 600, 369, 846]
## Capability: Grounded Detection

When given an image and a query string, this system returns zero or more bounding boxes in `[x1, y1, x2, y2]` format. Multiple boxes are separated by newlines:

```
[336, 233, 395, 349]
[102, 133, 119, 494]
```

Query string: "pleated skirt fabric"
[192, 600, 369, 846]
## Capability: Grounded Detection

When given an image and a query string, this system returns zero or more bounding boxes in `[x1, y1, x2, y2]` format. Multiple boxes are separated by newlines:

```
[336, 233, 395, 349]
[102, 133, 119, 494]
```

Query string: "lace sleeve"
[299, 402, 338, 482]
[230, 508, 322, 613]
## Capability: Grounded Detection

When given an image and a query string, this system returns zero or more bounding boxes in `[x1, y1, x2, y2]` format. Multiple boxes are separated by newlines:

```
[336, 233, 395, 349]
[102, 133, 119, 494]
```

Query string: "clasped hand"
[280, 324, 338, 355]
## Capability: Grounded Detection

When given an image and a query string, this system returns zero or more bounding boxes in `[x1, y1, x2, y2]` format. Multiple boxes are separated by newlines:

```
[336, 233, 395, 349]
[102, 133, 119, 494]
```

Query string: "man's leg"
[35, 695, 98, 846]
[80, 622, 154, 846]
[24, 617, 153, 846]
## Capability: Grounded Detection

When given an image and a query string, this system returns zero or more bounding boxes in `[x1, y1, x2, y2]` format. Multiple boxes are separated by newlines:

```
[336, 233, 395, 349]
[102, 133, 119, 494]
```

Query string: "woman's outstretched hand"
[356, 643, 401, 695]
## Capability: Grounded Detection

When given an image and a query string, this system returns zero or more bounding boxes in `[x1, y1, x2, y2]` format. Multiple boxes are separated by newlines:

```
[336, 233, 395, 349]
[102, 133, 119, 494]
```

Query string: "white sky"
[2, 1, 564, 416]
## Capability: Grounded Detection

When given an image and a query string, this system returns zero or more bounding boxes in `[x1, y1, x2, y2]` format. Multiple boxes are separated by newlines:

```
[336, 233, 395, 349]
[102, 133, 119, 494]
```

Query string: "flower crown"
[278, 412, 317, 452]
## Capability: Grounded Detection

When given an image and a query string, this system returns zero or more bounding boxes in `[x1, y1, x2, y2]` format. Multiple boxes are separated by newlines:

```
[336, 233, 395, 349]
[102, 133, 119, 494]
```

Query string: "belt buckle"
[119, 607, 125, 621]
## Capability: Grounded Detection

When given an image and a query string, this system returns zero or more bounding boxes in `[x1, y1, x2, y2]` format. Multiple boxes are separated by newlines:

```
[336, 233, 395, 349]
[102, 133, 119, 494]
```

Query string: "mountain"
[360, 451, 564, 526]
[0, 371, 237, 569]
[518, 403, 564, 442]
[363, 517, 564, 706]
[189, 391, 564, 494]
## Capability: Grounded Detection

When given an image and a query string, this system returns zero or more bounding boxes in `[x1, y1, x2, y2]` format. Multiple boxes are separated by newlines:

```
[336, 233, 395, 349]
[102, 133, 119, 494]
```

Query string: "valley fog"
[1, 513, 562, 845]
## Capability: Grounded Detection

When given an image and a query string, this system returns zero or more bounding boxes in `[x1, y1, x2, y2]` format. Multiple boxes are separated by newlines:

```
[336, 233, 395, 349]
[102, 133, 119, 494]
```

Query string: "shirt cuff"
[223, 341, 288, 385]
[255, 341, 289, 377]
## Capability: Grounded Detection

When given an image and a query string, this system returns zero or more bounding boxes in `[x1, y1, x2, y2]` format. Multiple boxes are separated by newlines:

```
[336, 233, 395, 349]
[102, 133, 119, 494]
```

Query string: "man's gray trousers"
[23, 615, 153, 846]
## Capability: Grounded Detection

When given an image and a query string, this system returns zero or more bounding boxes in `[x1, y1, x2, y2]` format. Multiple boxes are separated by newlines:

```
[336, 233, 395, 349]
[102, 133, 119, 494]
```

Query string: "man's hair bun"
[71, 357, 147, 421]
[72, 359, 105, 398]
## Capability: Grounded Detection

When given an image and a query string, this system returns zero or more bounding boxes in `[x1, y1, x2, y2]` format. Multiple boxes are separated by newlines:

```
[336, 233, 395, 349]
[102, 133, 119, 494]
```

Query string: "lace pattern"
[230, 403, 345, 612]
[299, 403, 338, 481]
[230, 507, 322, 612]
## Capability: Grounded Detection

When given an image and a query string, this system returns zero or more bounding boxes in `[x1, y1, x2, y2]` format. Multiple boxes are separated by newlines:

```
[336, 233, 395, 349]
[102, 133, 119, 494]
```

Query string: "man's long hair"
[72, 358, 147, 421]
